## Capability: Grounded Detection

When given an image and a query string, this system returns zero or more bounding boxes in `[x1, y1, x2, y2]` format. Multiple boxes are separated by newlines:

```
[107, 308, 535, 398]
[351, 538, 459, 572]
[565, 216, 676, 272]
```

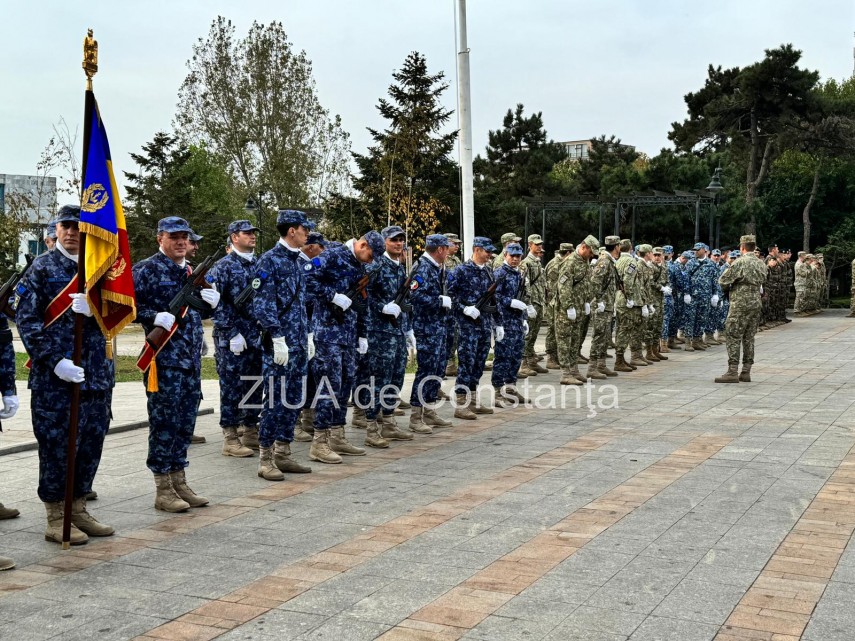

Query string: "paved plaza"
[1, 311, 855, 641]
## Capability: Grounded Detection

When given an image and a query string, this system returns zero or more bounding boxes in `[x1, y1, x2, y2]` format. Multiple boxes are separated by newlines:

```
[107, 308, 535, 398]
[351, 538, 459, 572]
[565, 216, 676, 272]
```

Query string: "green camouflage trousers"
[615, 308, 643, 352]
[725, 309, 761, 366]
[589, 309, 613, 360]
[556, 312, 589, 368]
[524, 304, 543, 358]
[544, 301, 557, 358]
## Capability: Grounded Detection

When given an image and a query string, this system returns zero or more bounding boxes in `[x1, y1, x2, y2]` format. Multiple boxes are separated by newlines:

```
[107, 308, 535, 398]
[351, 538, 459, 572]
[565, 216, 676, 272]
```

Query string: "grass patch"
[15, 352, 219, 383]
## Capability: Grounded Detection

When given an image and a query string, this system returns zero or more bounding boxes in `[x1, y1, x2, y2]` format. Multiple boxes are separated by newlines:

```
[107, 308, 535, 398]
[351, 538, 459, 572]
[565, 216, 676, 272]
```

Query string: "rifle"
[234, 275, 260, 313]
[0, 254, 34, 319]
[467, 271, 506, 322]
[389, 263, 420, 328]
[144, 250, 221, 352]
[332, 268, 378, 323]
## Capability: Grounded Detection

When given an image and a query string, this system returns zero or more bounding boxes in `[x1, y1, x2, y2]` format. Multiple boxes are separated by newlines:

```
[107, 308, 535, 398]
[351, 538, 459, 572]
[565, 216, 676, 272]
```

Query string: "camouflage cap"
[711, 248, 721, 256]
[637, 243, 653, 254]
[662, 245, 674, 254]
[505, 243, 524, 256]
[619, 239, 632, 252]
[500, 232, 521, 243]
[559, 242, 574, 252]
[805, 253, 815, 259]
[603, 235, 620, 246]
[740, 234, 756, 245]
[443, 232, 461, 244]
[582, 234, 600, 251]
[653, 246, 663, 255]
[527, 234, 544, 245]
[798, 250, 806, 256]
[728, 250, 740, 258]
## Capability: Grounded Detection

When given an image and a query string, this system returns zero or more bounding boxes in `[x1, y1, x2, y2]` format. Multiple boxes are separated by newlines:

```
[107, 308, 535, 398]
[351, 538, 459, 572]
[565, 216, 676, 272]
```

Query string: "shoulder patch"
[559, 275, 568, 285]
[311, 257, 323, 268]
[251, 277, 262, 290]
[303, 262, 313, 271]
[15, 283, 26, 296]
[206, 273, 215, 283]
[627, 264, 637, 274]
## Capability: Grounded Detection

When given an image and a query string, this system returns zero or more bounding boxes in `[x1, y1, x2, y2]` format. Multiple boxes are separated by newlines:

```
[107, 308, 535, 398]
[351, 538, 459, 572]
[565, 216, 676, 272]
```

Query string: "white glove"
[357, 337, 368, 354]
[584, 302, 591, 315]
[711, 294, 719, 306]
[719, 299, 724, 308]
[760, 286, 764, 295]
[683, 294, 692, 304]
[307, 333, 316, 360]
[661, 286, 672, 295]
[597, 301, 605, 313]
[201, 286, 220, 308]
[70, 293, 92, 317]
[154, 311, 176, 330]
[332, 293, 352, 310]
[495, 326, 505, 342]
[510, 299, 527, 312]
[526, 304, 537, 318]
[0, 395, 19, 419]
[463, 306, 480, 320]
[641, 305, 650, 318]
[567, 307, 577, 321]
[272, 337, 289, 366]
[626, 299, 635, 308]
[439, 295, 452, 309]
[523, 320, 529, 336]
[406, 330, 416, 351]
[229, 333, 247, 355]
[54, 358, 85, 383]
[382, 301, 402, 318]
[590, 258, 598, 266]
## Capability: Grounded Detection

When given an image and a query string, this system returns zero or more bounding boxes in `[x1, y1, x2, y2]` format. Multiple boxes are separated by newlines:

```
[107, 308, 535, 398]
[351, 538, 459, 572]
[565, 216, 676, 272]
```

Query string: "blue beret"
[45, 220, 57, 239]
[363, 230, 385, 259]
[692, 242, 709, 251]
[473, 236, 496, 252]
[276, 209, 316, 230]
[505, 243, 523, 256]
[157, 216, 192, 234]
[426, 233, 451, 248]
[55, 205, 81, 224]
[306, 231, 326, 246]
[662, 245, 674, 254]
[382, 225, 406, 240]
[228, 219, 260, 235]
[712, 248, 721, 256]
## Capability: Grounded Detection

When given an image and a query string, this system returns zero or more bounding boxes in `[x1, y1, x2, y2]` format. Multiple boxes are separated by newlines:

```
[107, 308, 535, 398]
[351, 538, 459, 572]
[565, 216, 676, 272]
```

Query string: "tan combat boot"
[258, 446, 285, 480]
[239, 425, 260, 451]
[546, 354, 561, 370]
[169, 470, 209, 507]
[598, 358, 618, 377]
[644, 345, 659, 362]
[652, 343, 668, 361]
[445, 361, 458, 377]
[424, 406, 453, 428]
[364, 419, 389, 449]
[190, 433, 206, 444]
[309, 430, 342, 463]
[351, 407, 368, 429]
[294, 409, 314, 442]
[659, 339, 670, 354]
[454, 394, 477, 420]
[667, 337, 682, 350]
[71, 497, 114, 537]
[329, 426, 366, 456]
[43, 501, 88, 545]
[0, 503, 20, 520]
[508, 385, 528, 404]
[380, 414, 413, 441]
[571, 365, 587, 382]
[518, 361, 537, 377]
[408, 407, 433, 434]
[683, 339, 696, 352]
[273, 441, 312, 473]
[739, 365, 752, 383]
[613, 353, 633, 373]
[692, 339, 707, 351]
[714, 364, 740, 383]
[578, 354, 589, 364]
[629, 350, 648, 367]
[398, 398, 411, 409]
[222, 427, 254, 457]
[528, 357, 549, 374]
[586, 360, 607, 380]
[560, 367, 583, 385]
[473, 393, 494, 414]
[153, 473, 190, 512]
[0, 555, 13, 571]
[493, 387, 514, 408]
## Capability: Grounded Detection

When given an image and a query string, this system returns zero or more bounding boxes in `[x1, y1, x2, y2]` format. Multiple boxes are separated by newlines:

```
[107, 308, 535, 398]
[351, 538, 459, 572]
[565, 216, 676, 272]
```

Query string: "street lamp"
[706, 168, 724, 248]
[245, 193, 266, 252]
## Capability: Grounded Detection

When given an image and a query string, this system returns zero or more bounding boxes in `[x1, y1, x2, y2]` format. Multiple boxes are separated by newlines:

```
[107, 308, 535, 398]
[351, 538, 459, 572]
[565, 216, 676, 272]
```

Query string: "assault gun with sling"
[467, 271, 506, 322]
[0, 254, 34, 319]
[389, 263, 420, 328]
[234, 275, 260, 314]
[144, 250, 221, 352]
[332, 268, 378, 323]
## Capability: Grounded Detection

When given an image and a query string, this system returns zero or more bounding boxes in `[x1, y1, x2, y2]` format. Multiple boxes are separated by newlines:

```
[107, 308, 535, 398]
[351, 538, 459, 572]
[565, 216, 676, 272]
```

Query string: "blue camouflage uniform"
[209, 221, 263, 430]
[491, 247, 525, 389]
[683, 244, 719, 340]
[0, 316, 15, 405]
[297, 231, 325, 415]
[133, 218, 213, 475]
[409, 235, 452, 407]
[15, 206, 114, 502]
[252, 211, 314, 447]
[307, 232, 384, 429]
[450, 237, 498, 392]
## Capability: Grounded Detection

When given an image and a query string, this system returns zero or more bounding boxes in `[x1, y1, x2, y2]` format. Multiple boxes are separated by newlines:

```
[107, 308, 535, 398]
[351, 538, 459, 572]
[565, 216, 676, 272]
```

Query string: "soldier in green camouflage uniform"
[520, 234, 547, 376]
[614, 239, 647, 371]
[492, 233, 521, 270]
[587, 236, 621, 379]
[817, 254, 828, 309]
[544, 243, 572, 369]
[794, 252, 808, 315]
[554, 235, 599, 385]
[715, 234, 768, 383]
[646, 247, 669, 362]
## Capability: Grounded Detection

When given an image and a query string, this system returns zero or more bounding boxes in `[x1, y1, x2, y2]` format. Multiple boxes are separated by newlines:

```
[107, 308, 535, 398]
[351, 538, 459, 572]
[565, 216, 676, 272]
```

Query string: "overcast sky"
[2, 0, 854, 204]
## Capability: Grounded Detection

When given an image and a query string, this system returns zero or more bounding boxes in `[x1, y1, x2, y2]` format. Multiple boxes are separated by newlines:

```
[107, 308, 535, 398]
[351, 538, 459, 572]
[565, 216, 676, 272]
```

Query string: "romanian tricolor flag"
[79, 90, 136, 341]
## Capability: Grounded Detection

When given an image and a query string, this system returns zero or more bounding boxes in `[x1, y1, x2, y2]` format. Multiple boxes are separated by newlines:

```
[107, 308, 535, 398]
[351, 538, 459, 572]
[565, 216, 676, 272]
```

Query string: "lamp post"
[245, 192, 267, 252]
[706, 168, 723, 248]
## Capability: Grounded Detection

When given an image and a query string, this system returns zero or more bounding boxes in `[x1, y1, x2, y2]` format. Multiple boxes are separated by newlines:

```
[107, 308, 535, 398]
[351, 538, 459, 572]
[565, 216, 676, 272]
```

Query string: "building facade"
[0, 173, 57, 264]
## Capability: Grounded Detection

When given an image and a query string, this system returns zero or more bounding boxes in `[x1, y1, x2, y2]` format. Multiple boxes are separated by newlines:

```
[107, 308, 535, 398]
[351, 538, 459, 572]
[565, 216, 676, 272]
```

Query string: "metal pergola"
[523, 196, 614, 246]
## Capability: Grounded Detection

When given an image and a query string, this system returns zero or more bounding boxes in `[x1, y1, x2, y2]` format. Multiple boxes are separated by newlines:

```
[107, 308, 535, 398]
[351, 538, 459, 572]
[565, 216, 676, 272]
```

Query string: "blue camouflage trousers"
[410, 327, 447, 407]
[444, 314, 457, 365]
[259, 348, 307, 447]
[145, 366, 201, 474]
[693, 299, 712, 337]
[456, 320, 492, 391]
[491, 324, 524, 388]
[681, 300, 698, 339]
[215, 342, 262, 428]
[32, 389, 110, 503]
[311, 341, 355, 429]
[661, 295, 674, 340]
[353, 351, 371, 409]
[366, 331, 407, 419]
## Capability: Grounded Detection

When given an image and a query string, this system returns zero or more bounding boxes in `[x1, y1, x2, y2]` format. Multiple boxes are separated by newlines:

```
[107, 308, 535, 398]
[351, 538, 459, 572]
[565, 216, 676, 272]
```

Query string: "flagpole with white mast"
[456, 0, 475, 260]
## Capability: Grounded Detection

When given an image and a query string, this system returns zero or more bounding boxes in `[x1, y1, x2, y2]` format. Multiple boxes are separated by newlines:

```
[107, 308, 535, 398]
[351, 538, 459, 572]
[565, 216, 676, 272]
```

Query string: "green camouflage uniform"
[615, 253, 644, 354]
[544, 252, 566, 360]
[719, 253, 768, 367]
[589, 251, 618, 361]
[554, 250, 592, 368]
[521, 252, 545, 358]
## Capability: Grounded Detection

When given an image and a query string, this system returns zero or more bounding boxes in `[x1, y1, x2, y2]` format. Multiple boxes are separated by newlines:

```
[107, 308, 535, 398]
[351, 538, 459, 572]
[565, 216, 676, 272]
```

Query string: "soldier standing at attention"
[544, 243, 572, 369]
[133, 216, 219, 512]
[491, 243, 530, 405]
[1, 261, 21, 566]
[715, 235, 768, 383]
[209, 220, 261, 458]
[408, 234, 454, 433]
[587, 236, 621, 379]
[685, 243, 719, 350]
[443, 233, 463, 378]
[555, 235, 599, 385]
[44, 221, 57, 252]
[613, 239, 646, 371]
[295, 231, 326, 441]
[519, 234, 546, 377]
[16, 205, 115, 543]
[491, 233, 521, 269]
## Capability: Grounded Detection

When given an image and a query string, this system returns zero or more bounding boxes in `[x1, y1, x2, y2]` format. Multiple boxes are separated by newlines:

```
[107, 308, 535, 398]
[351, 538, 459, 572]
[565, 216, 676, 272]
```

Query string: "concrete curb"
[0, 407, 215, 456]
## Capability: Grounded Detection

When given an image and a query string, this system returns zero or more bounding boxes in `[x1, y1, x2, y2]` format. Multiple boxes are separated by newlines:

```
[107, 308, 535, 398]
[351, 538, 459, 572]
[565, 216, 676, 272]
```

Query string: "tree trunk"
[802, 162, 820, 253]
[744, 110, 774, 235]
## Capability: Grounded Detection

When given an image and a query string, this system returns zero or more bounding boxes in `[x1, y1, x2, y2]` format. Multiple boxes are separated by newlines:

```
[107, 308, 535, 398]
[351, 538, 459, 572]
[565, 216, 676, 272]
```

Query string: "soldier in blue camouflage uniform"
[209, 220, 262, 458]
[15, 205, 115, 544]
[133, 216, 219, 513]
[360, 225, 416, 448]
[443, 233, 463, 378]
[306, 231, 385, 462]
[449, 237, 500, 419]
[251, 210, 315, 480]
[294, 231, 325, 442]
[407, 234, 454, 433]
[491, 243, 528, 405]
[43, 220, 57, 252]
[682, 243, 719, 351]
[1, 275, 21, 567]
[185, 231, 209, 446]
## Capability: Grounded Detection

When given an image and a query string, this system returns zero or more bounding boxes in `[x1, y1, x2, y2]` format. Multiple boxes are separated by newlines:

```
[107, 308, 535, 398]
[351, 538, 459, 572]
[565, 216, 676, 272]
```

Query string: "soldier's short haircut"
[742, 241, 756, 252]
